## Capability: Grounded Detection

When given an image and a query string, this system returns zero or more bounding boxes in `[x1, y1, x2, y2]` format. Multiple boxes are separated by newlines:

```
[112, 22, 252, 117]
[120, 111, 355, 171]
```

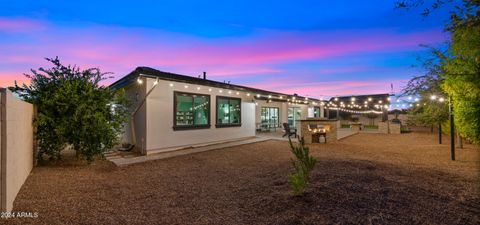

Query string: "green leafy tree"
[401, 47, 450, 129]
[287, 137, 316, 196]
[12, 57, 129, 162]
[443, 17, 480, 144]
[408, 99, 449, 128]
[397, 0, 480, 144]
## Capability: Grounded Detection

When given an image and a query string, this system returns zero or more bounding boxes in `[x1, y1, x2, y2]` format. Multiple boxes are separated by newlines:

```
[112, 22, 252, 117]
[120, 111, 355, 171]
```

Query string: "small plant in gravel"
[287, 137, 316, 196]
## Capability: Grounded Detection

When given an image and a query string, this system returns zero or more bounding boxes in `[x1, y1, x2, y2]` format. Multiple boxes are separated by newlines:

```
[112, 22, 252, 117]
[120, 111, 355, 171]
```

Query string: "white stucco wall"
[0, 90, 34, 212]
[145, 78, 256, 152]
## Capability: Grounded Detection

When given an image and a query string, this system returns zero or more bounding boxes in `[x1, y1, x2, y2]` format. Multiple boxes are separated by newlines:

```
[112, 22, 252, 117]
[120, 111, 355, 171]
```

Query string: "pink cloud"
[244, 77, 408, 98]
[0, 22, 445, 70]
[317, 66, 372, 74]
[0, 73, 29, 88]
[0, 18, 46, 33]
[0, 19, 443, 96]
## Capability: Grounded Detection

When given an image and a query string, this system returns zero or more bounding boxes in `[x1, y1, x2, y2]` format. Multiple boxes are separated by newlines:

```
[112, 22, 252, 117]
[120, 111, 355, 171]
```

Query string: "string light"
[329, 107, 383, 114]
[141, 77, 400, 111]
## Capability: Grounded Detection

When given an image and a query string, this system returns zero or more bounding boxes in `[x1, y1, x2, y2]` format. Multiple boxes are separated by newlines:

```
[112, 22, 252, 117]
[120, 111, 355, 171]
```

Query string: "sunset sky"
[0, 1, 452, 98]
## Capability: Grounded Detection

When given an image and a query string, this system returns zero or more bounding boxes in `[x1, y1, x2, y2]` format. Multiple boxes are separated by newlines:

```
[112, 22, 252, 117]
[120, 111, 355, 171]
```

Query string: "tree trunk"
[456, 132, 463, 149]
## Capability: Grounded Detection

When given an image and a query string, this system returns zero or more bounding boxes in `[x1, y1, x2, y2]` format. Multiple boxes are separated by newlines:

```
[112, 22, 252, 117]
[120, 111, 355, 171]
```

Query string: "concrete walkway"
[337, 128, 355, 140]
[107, 136, 272, 166]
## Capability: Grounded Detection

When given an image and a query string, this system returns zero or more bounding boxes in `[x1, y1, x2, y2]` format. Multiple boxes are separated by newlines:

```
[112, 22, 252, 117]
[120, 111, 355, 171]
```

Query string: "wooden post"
[449, 97, 455, 161]
[438, 122, 442, 144]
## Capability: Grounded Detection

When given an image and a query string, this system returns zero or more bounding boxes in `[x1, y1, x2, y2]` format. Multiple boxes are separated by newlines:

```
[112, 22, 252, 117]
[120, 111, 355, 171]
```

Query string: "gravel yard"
[6, 129, 480, 225]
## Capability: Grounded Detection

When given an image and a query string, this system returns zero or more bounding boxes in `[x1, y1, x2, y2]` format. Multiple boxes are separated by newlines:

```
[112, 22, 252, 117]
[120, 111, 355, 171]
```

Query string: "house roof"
[110, 67, 321, 102]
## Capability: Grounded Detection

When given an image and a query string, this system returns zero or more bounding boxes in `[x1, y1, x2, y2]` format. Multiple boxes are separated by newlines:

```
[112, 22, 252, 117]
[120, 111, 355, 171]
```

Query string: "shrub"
[287, 137, 316, 196]
[13, 57, 129, 163]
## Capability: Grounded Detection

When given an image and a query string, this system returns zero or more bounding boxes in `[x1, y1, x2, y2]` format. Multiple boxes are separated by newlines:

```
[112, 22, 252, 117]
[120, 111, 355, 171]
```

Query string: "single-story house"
[110, 67, 327, 155]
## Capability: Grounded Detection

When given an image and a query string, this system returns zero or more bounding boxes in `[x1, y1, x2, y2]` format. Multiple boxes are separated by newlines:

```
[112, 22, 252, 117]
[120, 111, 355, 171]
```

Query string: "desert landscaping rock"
[5, 128, 479, 225]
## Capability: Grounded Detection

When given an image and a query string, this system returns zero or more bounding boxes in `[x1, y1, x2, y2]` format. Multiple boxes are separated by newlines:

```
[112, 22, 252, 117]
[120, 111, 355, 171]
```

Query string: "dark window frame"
[215, 96, 242, 128]
[173, 91, 211, 131]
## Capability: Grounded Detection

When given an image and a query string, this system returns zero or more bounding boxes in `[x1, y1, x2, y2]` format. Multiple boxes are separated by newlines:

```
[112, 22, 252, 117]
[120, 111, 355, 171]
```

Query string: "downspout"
[130, 77, 159, 155]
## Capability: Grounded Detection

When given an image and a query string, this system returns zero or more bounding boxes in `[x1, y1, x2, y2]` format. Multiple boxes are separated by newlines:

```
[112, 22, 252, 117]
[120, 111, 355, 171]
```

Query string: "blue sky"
[0, 0, 453, 97]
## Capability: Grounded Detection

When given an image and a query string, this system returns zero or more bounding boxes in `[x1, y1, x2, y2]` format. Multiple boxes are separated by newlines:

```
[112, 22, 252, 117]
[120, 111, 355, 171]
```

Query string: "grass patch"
[364, 125, 379, 129]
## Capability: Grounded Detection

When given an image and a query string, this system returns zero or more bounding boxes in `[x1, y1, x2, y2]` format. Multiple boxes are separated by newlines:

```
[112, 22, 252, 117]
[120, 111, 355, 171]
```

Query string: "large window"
[216, 96, 241, 127]
[308, 107, 321, 118]
[261, 107, 280, 128]
[174, 92, 210, 130]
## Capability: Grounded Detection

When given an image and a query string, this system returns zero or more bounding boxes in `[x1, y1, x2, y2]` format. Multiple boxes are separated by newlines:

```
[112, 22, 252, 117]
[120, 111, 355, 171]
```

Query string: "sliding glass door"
[261, 107, 279, 128]
[288, 107, 301, 127]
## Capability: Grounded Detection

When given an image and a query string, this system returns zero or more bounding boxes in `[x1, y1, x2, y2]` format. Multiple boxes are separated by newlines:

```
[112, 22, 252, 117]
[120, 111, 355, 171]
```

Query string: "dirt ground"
[5, 128, 480, 225]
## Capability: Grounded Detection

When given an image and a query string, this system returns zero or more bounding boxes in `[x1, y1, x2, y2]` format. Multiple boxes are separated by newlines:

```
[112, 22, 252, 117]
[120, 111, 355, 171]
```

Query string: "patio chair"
[282, 123, 297, 138]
